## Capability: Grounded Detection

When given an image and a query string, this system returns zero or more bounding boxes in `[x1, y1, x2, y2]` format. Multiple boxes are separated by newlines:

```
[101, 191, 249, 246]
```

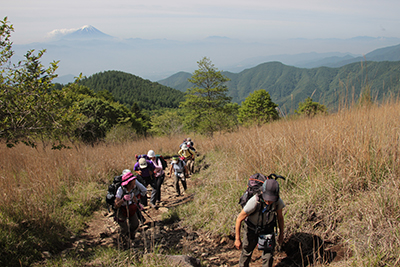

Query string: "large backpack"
[238, 173, 285, 208]
[106, 175, 123, 211]
[156, 154, 168, 170]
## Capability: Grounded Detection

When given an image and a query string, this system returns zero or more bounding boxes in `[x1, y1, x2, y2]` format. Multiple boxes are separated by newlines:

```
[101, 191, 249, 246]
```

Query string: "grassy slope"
[1, 102, 400, 266]
[176, 101, 400, 266]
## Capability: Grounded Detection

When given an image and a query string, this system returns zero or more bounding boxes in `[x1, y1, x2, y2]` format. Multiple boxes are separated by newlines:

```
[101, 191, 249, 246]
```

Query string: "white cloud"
[45, 25, 92, 39]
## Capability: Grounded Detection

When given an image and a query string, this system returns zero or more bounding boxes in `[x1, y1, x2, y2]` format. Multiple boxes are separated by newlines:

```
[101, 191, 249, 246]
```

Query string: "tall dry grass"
[177, 101, 400, 265]
[0, 135, 188, 266]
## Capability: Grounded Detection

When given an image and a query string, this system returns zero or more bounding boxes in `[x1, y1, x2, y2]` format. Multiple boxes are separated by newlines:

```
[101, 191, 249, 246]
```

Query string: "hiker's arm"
[114, 197, 124, 208]
[235, 210, 248, 250]
[169, 164, 173, 178]
[277, 209, 284, 245]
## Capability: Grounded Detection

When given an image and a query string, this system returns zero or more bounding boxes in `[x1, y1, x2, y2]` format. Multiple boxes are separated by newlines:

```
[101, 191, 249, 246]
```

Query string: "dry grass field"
[1, 100, 400, 266]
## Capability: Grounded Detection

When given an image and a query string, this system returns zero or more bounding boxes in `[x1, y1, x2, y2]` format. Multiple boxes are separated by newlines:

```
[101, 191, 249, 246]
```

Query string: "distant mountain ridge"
[158, 61, 400, 113]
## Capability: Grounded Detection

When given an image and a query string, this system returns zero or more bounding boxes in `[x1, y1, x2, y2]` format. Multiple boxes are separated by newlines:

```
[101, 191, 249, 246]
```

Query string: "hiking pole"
[116, 208, 122, 251]
[126, 202, 132, 253]
[140, 208, 156, 252]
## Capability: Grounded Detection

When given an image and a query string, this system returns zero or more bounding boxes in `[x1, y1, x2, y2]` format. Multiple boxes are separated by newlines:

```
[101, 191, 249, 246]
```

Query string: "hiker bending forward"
[235, 179, 285, 267]
[114, 171, 147, 244]
[134, 157, 156, 208]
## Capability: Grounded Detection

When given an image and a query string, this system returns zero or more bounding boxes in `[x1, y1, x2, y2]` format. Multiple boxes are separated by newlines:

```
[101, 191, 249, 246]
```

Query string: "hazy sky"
[3, 0, 400, 44]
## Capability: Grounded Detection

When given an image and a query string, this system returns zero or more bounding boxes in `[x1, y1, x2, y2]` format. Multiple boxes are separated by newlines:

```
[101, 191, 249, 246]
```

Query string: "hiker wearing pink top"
[147, 150, 165, 207]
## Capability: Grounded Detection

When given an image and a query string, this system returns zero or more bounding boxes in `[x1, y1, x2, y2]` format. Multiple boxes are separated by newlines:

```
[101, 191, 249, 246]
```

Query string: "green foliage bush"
[295, 97, 327, 117]
[238, 89, 279, 126]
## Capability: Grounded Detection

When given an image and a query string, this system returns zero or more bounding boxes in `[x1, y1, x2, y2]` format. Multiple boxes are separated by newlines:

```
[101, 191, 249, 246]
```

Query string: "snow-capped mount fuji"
[61, 25, 114, 40]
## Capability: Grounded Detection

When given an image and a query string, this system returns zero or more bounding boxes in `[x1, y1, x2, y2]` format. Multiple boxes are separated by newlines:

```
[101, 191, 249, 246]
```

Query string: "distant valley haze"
[10, 25, 400, 83]
[4, 0, 400, 82]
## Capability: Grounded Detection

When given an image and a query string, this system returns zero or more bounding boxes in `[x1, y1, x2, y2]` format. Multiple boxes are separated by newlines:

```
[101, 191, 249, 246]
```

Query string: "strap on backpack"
[255, 198, 277, 235]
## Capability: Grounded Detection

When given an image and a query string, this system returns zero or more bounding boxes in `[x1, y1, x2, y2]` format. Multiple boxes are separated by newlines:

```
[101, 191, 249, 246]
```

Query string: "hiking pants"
[142, 176, 157, 206]
[239, 224, 273, 267]
[174, 173, 187, 195]
[155, 173, 165, 202]
[186, 158, 194, 174]
[115, 207, 139, 240]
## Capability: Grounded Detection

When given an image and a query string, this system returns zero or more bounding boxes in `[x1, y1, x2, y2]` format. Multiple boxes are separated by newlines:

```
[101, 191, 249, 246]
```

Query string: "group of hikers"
[110, 138, 197, 247]
[109, 137, 285, 267]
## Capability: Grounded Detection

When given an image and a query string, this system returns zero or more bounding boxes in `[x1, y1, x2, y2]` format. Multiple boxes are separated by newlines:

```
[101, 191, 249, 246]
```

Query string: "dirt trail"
[65, 161, 344, 267]
[71, 169, 248, 266]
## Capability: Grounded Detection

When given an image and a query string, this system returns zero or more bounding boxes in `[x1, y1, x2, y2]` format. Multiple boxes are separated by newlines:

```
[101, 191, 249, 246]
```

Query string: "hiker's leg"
[116, 212, 129, 237]
[187, 159, 194, 174]
[239, 225, 258, 267]
[181, 176, 187, 191]
[141, 177, 151, 206]
[156, 174, 165, 202]
[261, 251, 273, 267]
[128, 213, 139, 240]
[140, 194, 148, 206]
[149, 178, 157, 206]
[174, 174, 180, 195]
[190, 160, 194, 174]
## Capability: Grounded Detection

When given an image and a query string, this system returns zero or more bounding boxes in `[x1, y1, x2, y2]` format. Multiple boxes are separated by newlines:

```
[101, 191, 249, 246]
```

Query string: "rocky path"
[66, 170, 252, 266]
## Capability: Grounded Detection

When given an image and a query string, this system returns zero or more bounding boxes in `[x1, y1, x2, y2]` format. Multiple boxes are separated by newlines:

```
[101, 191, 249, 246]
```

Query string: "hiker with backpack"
[134, 156, 157, 208]
[235, 178, 285, 267]
[179, 138, 187, 149]
[147, 150, 167, 206]
[169, 155, 189, 196]
[178, 143, 195, 175]
[114, 170, 147, 248]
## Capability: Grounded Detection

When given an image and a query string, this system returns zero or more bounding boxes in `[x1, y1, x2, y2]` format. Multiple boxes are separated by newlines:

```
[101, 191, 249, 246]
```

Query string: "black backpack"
[106, 175, 123, 211]
[238, 173, 285, 208]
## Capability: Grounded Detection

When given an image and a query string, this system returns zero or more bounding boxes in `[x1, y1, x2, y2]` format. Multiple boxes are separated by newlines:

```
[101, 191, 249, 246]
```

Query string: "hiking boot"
[150, 203, 157, 209]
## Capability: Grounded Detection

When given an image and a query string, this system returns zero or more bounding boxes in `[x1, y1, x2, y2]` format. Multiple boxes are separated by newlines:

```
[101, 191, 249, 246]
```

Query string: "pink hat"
[121, 171, 136, 186]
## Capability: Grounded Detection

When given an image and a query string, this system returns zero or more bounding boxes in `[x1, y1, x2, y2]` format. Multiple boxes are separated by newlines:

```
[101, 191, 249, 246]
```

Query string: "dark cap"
[262, 179, 280, 202]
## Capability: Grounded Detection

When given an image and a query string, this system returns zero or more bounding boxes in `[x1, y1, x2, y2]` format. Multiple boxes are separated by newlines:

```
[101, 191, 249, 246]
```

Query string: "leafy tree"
[180, 57, 235, 137]
[149, 109, 183, 136]
[295, 97, 327, 117]
[129, 102, 151, 136]
[0, 17, 77, 148]
[96, 89, 115, 102]
[60, 83, 143, 144]
[238, 89, 279, 126]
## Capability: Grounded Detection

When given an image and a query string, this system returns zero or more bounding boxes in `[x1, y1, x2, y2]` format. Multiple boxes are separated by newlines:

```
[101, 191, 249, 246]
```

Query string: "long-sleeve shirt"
[151, 157, 165, 178]
[116, 181, 147, 206]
